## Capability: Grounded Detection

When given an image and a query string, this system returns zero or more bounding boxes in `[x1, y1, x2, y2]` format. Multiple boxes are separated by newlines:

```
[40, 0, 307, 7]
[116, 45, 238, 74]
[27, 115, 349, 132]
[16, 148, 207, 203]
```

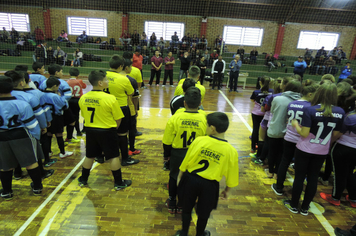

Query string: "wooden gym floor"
[1, 82, 355, 236]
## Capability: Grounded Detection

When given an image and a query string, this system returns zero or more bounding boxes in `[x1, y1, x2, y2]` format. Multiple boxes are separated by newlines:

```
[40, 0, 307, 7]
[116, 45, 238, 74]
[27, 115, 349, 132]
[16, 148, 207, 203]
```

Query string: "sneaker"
[95, 156, 105, 163]
[42, 169, 55, 179]
[203, 230, 211, 236]
[78, 176, 88, 187]
[128, 149, 141, 155]
[44, 158, 57, 167]
[176, 206, 182, 214]
[64, 142, 69, 146]
[162, 85, 165, 87]
[265, 169, 273, 178]
[121, 157, 140, 166]
[283, 200, 298, 214]
[30, 182, 43, 195]
[165, 198, 177, 214]
[335, 227, 353, 236]
[14, 173, 23, 180]
[271, 184, 283, 196]
[170, 85, 174, 87]
[175, 230, 184, 236]
[65, 138, 80, 143]
[300, 207, 309, 216]
[114, 180, 132, 190]
[249, 153, 257, 158]
[0, 189, 13, 200]
[163, 161, 170, 171]
[318, 177, 329, 186]
[346, 195, 356, 208]
[135, 131, 143, 136]
[59, 151, 74, 159]
[320, 192, 340, 206]
[76, 132, 83, 136]
[254, 159, 264, 166]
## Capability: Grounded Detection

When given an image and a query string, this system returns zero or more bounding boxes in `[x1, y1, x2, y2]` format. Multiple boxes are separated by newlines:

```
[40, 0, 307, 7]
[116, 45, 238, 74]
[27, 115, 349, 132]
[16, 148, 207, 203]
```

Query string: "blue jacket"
[339, 66, 352, 79]
[293, 61, 307, 74]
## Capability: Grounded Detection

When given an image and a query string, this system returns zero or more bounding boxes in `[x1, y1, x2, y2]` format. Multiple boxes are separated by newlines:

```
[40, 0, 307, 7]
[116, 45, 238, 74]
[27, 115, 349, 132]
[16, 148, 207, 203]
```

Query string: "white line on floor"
[219, 90, 336, 236]
[38, 210, 59, 236]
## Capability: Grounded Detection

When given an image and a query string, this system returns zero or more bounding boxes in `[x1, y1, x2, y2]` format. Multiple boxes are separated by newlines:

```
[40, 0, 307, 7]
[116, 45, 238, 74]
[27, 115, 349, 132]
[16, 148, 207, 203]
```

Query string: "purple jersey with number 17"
[337, 113, 356, 149]
[296, 105, 345, 155]
[284, 100, 311, 144]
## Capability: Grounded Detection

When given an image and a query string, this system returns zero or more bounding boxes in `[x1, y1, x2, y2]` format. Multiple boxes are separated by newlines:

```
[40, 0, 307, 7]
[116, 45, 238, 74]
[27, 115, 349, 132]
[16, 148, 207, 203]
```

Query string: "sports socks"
[129, 128, 136, 152]
[41, 133, 50, 163]
[118, 136, 129, 161]
[81, 167, 91, 182]
[196, 218, 208, 236]
[74, 121, 81, 134]
[47, 135, 53, 153]
[67, 125, 74, 140]
[111, 169, 123, 185]
[0, 170, 13, 193]
[181, 212, 191, 236]
[169, 177, 177, 203]
[37, 157, 45, 176]
[27, 167, 42, 189]
[256, 141, 264, 158]
[56, 136, 65, 154]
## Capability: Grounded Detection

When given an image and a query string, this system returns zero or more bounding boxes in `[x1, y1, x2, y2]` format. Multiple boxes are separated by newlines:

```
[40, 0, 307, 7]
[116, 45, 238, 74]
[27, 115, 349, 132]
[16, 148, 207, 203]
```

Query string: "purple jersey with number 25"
[296, 105, 345, 155]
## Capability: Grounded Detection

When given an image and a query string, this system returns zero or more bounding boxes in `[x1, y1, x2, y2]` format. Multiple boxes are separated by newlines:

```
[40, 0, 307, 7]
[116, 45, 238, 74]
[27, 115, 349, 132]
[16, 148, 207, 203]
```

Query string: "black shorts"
[0, 128, 39, 170]
[117, 106, 130, 134]
[69, 98, 80, 119]
[169, 148, 188, 180]
[63, 108, 75, 126]
[129, 115, 137, 131]
[86, 127, 120, 159]
[178, 172, 219, 219]
[47, 114, 64, 134]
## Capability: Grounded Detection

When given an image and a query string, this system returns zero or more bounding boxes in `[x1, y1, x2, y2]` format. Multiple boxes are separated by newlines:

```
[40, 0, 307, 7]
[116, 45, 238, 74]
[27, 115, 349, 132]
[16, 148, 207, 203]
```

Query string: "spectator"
[190, 43, 197, 63]
[119, 30, 131, 46]
[338, 46, 347, 60]
[313, 55, 326, 75]
[203, 50, 210, 65]
[304, 48, 313, 58]
[179, 52, 191, 81]
[141, 32, 148, 46]
[1, 27, 9, 42]
[35, 42, 48, 65]
[156, 46, 162, 56]
[131, 30, 140, 46]
[73, 48, 83, 67]
[328, 47, 339, 61]
[191, 34, 199, 44]
[210, 50, 219, 63]
[229, 55, 242, 92]
[182, 33, 191, 45]
[211, 55, 226, 90]
[338, 62, 352, 83]
[196, 56, 207, 85]
[324, 56, 337, 74]
[236, 46, 245, 62]
[250, 47, 258, 64]
[171, 31, 179, 47]
[193, 49, 201, 65]
[316, 46, 327, 58]
[163, 52, 175, 87]
[293, 56, 307, 79]
[77, 31, 88, 44]
[199, 35, 207, 49]
[141, 45, 150, 65]
[57, 30, 68, 42]
[215, 35, 223, 48]
[10, 27, 19, 43]
[149, 32, 157, 47]
[54, 46, 66, 66]
[305, 56, 313, 74]
[34, 26, 44, 45]
[148, 50, 163, 86]
[265, 53, 276, 72]
[132, 49, 144, 88]
[158, 37, 165, 49]
[46, 46, 54, 64]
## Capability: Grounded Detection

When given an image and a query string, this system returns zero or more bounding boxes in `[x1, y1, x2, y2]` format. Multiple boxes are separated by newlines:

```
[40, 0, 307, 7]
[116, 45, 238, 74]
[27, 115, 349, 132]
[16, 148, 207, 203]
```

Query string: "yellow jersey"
[106, 71, 134, 107]
[162, 111, 207, 149]
[179, 135, 239, 187]
[79, 90, 124, 129]
[174, 79, 205, 102]
[128, 66, 143, 83]
[175, 108, 206, 116]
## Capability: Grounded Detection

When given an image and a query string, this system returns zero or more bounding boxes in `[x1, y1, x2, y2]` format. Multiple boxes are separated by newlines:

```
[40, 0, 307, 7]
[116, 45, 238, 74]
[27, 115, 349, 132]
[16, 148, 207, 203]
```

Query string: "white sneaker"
[162, 85, 165, 87]
[59, 151, 74, 159]
[170, 85, 174, 87]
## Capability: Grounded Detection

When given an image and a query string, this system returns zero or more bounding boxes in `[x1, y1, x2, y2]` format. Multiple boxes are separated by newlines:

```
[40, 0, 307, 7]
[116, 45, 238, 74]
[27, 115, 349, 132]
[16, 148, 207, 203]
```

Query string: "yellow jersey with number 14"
[179, 135, 239, 188]
[79, 90, 124, 129]
[162, 111, 207, 149]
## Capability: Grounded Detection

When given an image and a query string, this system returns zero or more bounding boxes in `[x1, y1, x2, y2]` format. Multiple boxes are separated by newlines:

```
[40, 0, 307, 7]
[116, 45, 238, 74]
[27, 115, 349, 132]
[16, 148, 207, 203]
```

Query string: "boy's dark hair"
[207, 112, 229, 133]
[284, 80, 302, 93]
[46, 76, 60, 88]
[182, 78, 196, 92]
[123, 51, 133, 59]
[69, 67, 80, 77]
[188, 66, 200, 79]
[88, 70, 106, 86]
[32, 62, 44, 72]
[109, 55, 125, 69]
[184, 87, 201, 109]
[14, 65, 28, 72]
[123, 59, 132, 71]
[0, 76, 14, 93]
[48, 64, 62, 76]
[5, 70, 24, 87]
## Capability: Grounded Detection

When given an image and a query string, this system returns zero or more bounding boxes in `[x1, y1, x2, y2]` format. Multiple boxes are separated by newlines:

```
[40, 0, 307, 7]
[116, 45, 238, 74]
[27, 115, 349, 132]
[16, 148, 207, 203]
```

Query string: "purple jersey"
[296, 105, 345, 155]
[263, 94, 272, 120]
[284, 100, 311, 144]
[250, 89, 273, 116]
[337, 113, 356, 149]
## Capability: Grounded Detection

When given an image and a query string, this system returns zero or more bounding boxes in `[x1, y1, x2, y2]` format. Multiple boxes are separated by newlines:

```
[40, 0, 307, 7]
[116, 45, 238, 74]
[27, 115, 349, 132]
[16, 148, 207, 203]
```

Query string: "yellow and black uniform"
[106, 70, 134, 133]
[79, 90, 124, 159]
[178, 135, 239, 218]
[128, 66, 143, 84]
[174, 79, 206, 102]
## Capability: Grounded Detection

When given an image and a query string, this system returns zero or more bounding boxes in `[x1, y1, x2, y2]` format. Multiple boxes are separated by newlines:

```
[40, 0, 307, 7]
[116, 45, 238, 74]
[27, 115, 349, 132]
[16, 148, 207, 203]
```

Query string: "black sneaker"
[44, 158, 58, 167]
[283, 199, 298, 214]
[165, 198, 177, 214]
[300, 206, 310, 216]
[135, 131, 143, 136]
[271, 184, 283, 196]
[174, 230, 186, 236]
[30, 182, 43, 195]
[114, 180, 132, 190]
[95, 156, 105, 164]
[78, 177, 88, 187]
[334, 227, 352, 236]
[0, 189, 13, 200]
[14, 172, 23, 180]
[203, 230, 211, 236]
[163, 161, 170, 171]
[42, 169, 54, 179]
[121, 157, 140, 166]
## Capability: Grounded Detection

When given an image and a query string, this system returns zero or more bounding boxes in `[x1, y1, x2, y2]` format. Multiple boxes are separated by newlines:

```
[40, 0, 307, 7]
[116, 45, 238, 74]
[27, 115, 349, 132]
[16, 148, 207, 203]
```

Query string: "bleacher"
[0, 40, 354, 87]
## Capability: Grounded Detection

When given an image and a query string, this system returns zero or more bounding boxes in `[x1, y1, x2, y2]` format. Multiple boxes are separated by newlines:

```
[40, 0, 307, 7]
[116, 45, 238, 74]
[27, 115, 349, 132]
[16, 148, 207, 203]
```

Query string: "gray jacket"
[267, 91, 301, 138]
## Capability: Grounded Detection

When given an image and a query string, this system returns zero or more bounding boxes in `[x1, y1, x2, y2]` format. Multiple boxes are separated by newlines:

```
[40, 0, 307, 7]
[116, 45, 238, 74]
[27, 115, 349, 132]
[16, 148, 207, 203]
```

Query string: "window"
[0, 12, 30, 32]
[223, 26, 263, 46]
[297, 31, 339, 50]
[67, 17, 107, 37]
[144, 21, 185, 41]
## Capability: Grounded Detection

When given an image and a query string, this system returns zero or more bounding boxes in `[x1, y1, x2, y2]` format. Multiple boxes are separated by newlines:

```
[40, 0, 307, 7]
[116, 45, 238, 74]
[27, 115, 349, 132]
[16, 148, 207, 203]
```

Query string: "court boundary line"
[219, 90, 335, 236]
